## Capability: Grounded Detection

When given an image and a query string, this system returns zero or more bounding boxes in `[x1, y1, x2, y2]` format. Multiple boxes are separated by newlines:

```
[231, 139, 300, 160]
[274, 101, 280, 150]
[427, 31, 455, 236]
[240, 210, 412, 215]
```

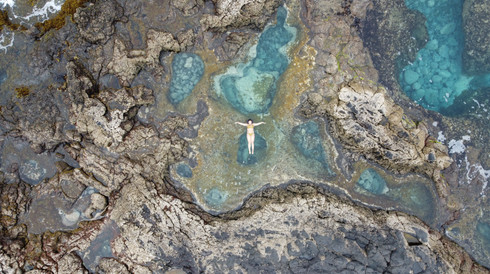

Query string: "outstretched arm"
[254, 122, 266, 126]
[235, 122, 247, 126]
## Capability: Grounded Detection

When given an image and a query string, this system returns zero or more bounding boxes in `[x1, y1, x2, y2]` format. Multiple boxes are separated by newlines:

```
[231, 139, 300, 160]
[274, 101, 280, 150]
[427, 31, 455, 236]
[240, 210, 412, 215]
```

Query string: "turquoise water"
[476, 221, 490, 248]
[168, 53, 204, 104]
[291, 121, 334, 175]
[400, 0, 490, 112]
[214, 6, 296, 114]
[357, 168, 388, 195]
[205, 187, 228, 208]
[354, 168, 435, 224]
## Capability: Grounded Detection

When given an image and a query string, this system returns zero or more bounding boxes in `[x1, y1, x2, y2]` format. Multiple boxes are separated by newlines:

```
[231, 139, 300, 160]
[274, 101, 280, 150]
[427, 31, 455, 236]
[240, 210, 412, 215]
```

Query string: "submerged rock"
[215, 6, 296, 114]
[176, 163, 193, 178]
[357, 168, 388, 195]
[168, 53, 204, 104]
[362, 0, 428, 90]
[291, 121, 333, 174]
[205, 187, 228, 208]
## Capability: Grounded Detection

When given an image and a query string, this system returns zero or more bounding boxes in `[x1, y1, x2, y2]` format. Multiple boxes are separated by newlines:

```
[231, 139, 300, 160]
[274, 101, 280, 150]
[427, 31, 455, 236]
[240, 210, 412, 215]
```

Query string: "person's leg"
[247, 134, 252, 154]
[251, 134, 255, 154]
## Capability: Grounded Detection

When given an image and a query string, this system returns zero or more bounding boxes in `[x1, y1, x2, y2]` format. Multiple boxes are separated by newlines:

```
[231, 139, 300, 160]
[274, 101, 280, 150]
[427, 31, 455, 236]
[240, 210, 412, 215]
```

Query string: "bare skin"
[235, 120, 265, 154]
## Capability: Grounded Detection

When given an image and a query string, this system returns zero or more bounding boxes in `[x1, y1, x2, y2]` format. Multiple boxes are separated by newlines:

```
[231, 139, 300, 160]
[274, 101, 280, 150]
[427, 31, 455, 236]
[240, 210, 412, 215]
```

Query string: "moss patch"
[34, 0, 90, 35]
[0, 9, 26, 32]
[15, 86, 31, 98]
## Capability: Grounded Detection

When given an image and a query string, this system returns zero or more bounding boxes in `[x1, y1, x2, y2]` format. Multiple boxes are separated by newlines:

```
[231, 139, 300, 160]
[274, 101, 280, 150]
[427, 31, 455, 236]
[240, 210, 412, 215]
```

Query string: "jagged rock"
[107, 30, 192, 86]
[0, 182, 31, 228]
[97, 258, 130, 274]
[106, 179, 485, 273]
[200, 0, 281, 31]
[300, 81, 452, 195]
[57, 252, 88, 274]
[74, 0, 124, 44]
[64, 61, 154, 148]
[213, 31, 257, 61]
[462, 0, 490, 74]
[171, 0, 203, 16]
[83, 193, 107, 219]
[0, 88, 68, 152]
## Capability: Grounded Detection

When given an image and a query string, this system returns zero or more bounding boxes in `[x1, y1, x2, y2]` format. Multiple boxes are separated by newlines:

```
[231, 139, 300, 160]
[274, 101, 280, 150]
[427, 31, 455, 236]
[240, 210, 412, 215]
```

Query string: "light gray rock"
[200, 0, 281, 31]
[97, 258, 130, 274]
[58, 252, 88, 274]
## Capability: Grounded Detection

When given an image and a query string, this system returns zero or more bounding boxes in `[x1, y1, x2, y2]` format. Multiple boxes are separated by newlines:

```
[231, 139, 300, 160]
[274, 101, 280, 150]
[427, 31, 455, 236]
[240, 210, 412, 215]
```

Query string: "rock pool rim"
[162, 175, 489, 269]
[166, 172, 440, 228]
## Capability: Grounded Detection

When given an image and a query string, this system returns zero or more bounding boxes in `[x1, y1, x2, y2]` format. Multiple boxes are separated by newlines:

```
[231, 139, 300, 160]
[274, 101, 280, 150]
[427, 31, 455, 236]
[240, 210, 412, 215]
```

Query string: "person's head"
[247, 119, 253, 124]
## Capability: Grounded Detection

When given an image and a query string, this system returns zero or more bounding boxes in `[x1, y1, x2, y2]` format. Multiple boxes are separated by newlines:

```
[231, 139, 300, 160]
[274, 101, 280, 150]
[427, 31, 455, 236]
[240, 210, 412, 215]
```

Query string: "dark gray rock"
[462, 0, 490, 74]
[74, 0, 124, 44]
[361, 0, 428, 90]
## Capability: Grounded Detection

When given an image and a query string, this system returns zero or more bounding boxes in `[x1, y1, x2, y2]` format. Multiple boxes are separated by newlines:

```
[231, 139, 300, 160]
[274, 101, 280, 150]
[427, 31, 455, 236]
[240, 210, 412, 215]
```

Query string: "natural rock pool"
[165, 5, 439, 226]
[399, 0, 490, 112]
[0, 0, 488, 271]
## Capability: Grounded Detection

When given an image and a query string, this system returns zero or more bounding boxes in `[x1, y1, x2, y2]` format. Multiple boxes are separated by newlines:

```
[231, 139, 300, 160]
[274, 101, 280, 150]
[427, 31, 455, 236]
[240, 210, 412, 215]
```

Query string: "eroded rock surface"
[3, 180, 486, 273]
[0, 0, 488, 272]
[301, 82, 452, 191]
[462, 0, 490, 74]
[361, 0, 428, 90]
[201, 0, 282, 31]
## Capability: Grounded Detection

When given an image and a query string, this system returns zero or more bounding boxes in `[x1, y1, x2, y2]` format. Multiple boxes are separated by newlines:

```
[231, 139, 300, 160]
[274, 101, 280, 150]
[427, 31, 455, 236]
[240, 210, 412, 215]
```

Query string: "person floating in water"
[235, 119, 265, 155]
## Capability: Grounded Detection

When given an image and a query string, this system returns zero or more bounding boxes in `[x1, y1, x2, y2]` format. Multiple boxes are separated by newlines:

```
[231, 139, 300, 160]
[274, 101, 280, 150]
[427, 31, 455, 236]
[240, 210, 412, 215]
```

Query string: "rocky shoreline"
[0, 0, 489, 272]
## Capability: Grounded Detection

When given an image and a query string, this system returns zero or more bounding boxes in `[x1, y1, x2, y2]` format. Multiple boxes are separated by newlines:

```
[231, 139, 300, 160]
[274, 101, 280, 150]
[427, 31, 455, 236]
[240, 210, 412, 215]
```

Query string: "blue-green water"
[176, 163, 193, 178]
[205, 187, 229, 208]
[168, 53, 204, 104]
[400, 0, 490, 112]
[214, 6, 296, 114]
[354, 168, 435, 224]
[357, 168, 388, 195]
[237, 132, 267, 165]
[476, 221, 490, 249]
[291, 121, 334, 175]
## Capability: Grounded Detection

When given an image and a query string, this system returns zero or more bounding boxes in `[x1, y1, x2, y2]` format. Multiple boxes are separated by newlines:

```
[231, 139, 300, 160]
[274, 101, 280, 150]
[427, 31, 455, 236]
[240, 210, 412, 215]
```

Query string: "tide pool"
[168, 53, 204, 104]
[214, 6, 297, 114]
[400, 0, 490, 112]
[354, 167, 436, 225]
